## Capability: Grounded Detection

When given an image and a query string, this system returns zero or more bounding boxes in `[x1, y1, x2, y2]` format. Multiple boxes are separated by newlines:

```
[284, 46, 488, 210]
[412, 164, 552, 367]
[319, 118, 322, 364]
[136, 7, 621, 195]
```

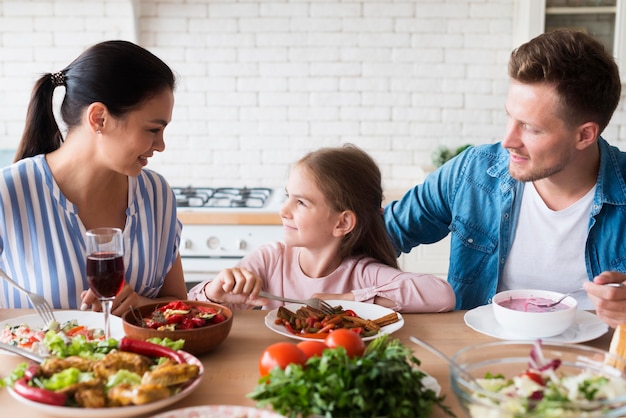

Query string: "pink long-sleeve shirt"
[188, 241, 455, 313]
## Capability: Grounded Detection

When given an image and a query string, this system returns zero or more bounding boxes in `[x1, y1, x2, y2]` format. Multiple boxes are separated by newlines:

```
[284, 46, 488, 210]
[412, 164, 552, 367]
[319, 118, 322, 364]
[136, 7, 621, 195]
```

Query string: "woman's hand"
[584, 271, 626, 328]
[203, 267, 267, 307]
[80, 283, 140, 316]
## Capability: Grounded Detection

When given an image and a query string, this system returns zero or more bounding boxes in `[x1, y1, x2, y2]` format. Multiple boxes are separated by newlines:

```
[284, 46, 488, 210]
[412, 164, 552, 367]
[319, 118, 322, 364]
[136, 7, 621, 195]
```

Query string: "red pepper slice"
[24, 364, 40, 380]
[166, 314, 185, 324]
[177, 318, 195, 330]
[13, 377, 67, 406]
[196, 306, 218, 314]
[119, 337, 186, 364]
[522, 371, 545, 386]
[189, 317, 206, 327]
[282, 320, 297, 334]
[158, 300, 190, 312]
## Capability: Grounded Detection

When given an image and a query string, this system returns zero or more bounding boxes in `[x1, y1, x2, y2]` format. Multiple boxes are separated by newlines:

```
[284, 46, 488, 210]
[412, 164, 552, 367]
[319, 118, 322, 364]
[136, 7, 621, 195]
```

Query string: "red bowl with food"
[121, 300, 233, 356]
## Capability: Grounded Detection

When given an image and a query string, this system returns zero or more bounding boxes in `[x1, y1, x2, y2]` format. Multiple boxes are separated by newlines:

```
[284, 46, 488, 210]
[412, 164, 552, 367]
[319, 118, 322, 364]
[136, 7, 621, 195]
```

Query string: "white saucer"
[464, 304, 608, 343]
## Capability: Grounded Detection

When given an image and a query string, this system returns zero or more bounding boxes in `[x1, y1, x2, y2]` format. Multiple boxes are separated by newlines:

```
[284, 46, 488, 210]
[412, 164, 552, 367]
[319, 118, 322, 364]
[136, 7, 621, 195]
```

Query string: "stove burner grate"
[173, 186, 274, 208]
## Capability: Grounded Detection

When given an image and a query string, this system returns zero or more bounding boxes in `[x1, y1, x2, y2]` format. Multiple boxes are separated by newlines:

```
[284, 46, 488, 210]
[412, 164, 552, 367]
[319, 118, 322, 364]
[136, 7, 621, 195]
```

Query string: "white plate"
[0, 310, 124, 355]
[265, 300, 404, 342]
[464, 304, 609, 343]
[150, 405, 285, 418]
[7, 351, 203, 418]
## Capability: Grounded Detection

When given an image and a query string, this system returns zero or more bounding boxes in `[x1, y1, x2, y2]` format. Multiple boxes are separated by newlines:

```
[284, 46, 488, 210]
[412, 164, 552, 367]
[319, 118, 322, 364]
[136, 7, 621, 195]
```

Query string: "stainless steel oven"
[174, 187, 284, 287]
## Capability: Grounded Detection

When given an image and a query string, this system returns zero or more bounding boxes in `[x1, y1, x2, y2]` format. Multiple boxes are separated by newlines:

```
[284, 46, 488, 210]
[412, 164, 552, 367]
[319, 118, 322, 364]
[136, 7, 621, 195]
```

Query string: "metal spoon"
[527, 283, 624, 309]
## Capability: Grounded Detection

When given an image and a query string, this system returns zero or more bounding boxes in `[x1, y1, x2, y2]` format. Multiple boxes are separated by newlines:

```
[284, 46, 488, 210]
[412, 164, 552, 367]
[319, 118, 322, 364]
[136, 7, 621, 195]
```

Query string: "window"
[513, 0, 626, 80]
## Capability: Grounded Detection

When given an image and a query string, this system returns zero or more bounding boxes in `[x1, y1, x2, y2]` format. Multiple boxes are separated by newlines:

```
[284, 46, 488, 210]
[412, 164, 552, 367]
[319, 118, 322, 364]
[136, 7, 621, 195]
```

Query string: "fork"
[0, 267, 57, 327]
[259, 290, 335, 315]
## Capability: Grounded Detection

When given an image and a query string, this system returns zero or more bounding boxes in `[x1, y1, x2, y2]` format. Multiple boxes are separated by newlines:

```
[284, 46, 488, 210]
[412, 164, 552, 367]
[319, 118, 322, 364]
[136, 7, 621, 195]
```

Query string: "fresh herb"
[248, 334, 454, 418]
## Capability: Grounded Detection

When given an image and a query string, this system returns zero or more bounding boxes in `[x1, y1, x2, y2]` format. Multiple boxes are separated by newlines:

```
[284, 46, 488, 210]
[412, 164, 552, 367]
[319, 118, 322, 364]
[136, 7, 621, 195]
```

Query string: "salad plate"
[464, 304, 608, 343]
[6, 350, 203, 418]
[265, 300, 404, 342]
[150, 405, 286, 418]
[0, 310, 124, 356]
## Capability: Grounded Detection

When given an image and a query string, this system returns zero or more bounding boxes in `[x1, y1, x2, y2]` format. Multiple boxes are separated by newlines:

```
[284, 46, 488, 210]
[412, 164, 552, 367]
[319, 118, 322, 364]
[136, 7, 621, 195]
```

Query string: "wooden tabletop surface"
[0, 308, 614, 417]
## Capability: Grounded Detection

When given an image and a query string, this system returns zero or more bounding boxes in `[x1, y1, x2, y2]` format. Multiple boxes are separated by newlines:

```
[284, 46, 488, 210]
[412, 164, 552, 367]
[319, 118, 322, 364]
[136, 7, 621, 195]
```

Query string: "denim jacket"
[384, 138, 626, 310]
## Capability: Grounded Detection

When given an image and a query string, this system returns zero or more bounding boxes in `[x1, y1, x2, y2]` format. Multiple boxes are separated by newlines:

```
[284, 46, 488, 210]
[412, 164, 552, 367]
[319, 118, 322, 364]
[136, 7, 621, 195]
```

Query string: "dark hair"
[15, 40, 176, 161]
[297, 144, 399, 268]
[508, 28, 621, 133]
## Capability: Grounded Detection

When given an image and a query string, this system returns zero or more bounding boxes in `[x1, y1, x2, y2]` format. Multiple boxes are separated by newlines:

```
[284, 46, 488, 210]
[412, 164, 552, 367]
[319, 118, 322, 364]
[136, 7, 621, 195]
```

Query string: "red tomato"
[324, 328, 365, 358]
[259, 342, 307, 376]
[296, 340, 328, 359]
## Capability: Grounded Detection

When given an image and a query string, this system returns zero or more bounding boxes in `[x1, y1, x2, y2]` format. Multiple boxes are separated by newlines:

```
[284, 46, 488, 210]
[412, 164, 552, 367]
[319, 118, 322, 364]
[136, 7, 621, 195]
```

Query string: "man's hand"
[584, 271, 626, 328]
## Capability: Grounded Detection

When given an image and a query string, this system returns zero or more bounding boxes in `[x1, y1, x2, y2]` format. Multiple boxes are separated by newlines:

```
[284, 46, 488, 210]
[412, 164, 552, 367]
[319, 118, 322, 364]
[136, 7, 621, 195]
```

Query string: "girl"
[0, 40, 188, 314]
[189, 144, 455, 313]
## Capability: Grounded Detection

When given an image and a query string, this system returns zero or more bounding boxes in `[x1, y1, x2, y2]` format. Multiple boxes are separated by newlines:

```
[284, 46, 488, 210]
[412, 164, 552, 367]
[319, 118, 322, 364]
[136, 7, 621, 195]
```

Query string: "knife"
[0, 341, 45, 363]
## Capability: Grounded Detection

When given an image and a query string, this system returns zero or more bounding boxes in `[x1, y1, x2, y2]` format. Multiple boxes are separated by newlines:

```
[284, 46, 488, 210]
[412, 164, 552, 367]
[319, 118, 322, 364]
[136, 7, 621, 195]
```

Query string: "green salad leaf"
[0, 362, 28, 388]
[105, 369, 142, 390]
[44, 331, 118, 360]
[248, 335, 455, 418]
[42, 367, 93, 390]
[146, 337, 185, 351]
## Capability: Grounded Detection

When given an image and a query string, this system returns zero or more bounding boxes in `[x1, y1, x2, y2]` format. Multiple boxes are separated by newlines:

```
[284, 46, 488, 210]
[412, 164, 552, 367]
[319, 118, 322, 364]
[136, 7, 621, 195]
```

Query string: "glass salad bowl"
[450, 340, 626, 417]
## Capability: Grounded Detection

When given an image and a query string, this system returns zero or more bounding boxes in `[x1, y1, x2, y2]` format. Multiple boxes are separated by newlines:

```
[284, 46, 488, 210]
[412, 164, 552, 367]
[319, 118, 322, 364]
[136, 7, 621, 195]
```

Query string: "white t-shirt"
[500, 182, 595, 309]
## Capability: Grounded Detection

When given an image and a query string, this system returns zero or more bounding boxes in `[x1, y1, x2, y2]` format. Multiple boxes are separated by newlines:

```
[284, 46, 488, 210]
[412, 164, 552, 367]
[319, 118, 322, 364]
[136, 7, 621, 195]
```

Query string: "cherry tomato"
[296, 340, 328, 359]
[324, 328, 365, 358]
[259, 342, 307, 376]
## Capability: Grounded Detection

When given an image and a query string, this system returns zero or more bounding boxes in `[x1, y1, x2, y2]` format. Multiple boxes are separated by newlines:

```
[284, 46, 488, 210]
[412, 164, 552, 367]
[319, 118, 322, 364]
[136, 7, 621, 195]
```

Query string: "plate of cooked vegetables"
[265, 300, 404, 341]
[1, 334, 203, 418]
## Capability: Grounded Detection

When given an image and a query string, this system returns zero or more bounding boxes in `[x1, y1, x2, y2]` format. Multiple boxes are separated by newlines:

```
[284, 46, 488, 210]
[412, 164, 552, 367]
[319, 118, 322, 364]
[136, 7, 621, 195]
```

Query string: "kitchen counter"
[177, 210, 281, 225]
[0, 308, 614, 417]
[176, 188, 409, 226]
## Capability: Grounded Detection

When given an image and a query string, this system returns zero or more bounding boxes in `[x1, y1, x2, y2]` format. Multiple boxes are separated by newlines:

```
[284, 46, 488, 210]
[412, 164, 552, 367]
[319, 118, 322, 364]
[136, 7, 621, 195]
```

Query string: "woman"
[190, 144, 455, 313]
[0, 40, 187, 315]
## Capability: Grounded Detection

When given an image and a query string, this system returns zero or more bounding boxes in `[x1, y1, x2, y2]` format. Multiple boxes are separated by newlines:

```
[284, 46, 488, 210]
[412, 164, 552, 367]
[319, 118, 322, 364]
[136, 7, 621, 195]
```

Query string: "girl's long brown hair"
[297, 144, 399, 268]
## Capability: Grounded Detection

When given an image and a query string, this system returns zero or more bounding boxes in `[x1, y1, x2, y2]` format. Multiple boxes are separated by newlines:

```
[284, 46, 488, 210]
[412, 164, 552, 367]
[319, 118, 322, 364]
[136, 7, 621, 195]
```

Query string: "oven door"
[182, 256, 245, 288]
[179, 224, 284, 289]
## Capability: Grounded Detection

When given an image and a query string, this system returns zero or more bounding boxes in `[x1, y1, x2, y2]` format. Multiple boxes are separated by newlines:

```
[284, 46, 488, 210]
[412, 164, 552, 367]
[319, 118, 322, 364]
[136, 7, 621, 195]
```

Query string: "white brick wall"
[1, 0, 624, 190]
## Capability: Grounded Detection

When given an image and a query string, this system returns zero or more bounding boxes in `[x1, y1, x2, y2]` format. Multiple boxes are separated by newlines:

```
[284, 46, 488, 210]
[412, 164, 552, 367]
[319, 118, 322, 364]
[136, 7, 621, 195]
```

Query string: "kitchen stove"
[174, 186, 285, 285]
[173, 186, 274, 209]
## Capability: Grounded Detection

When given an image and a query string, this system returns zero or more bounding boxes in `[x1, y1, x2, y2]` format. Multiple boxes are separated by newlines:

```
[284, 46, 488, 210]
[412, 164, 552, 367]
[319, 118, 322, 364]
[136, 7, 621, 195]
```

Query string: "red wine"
[86, 252, 124, 298]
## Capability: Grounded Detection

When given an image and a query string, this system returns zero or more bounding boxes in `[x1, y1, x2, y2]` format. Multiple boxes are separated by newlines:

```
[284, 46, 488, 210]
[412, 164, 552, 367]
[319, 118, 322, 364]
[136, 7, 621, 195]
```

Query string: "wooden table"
[0, 309, 614, 417]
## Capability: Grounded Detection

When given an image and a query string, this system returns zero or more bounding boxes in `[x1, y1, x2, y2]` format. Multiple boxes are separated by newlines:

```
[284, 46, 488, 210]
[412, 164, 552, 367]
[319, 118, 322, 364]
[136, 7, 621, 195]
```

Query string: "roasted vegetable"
[119, 337, 186, 364]
[275, 305, 398, 338]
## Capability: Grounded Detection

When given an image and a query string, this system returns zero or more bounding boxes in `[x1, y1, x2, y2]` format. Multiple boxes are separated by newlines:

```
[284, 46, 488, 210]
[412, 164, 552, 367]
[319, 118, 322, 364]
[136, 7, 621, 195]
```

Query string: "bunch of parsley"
[248, 335, 454, 418]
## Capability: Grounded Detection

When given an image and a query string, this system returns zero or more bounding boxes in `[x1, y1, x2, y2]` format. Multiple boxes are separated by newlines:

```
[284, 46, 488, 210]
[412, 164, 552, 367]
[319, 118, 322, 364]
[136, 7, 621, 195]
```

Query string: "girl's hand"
[204, 267, 267, 307]
[585, 271, 626, 328]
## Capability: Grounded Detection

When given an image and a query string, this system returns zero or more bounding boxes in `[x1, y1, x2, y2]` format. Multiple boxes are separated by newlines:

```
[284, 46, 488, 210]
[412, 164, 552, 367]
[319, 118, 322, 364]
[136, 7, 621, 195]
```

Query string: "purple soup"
[498, 297, 570, 313]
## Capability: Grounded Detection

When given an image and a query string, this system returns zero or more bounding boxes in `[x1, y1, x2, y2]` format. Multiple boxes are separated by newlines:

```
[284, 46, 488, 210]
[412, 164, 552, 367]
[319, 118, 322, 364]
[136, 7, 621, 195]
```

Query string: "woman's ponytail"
[14, 73, 64, 162]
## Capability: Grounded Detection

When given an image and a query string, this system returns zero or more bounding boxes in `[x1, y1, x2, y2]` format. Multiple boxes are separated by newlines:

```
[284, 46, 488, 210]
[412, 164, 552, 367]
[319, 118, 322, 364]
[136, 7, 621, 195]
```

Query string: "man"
[384, 29, 626, 327]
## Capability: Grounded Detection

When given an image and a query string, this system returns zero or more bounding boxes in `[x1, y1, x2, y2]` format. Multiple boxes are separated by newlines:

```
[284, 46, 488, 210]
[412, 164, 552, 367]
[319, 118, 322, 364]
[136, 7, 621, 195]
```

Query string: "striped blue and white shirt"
[0, 155, 182, 309]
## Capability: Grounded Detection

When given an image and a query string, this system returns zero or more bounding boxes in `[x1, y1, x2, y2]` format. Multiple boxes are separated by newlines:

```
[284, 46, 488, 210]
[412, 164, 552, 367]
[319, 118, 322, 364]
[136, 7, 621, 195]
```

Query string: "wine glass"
[85, 227, 125, 339]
